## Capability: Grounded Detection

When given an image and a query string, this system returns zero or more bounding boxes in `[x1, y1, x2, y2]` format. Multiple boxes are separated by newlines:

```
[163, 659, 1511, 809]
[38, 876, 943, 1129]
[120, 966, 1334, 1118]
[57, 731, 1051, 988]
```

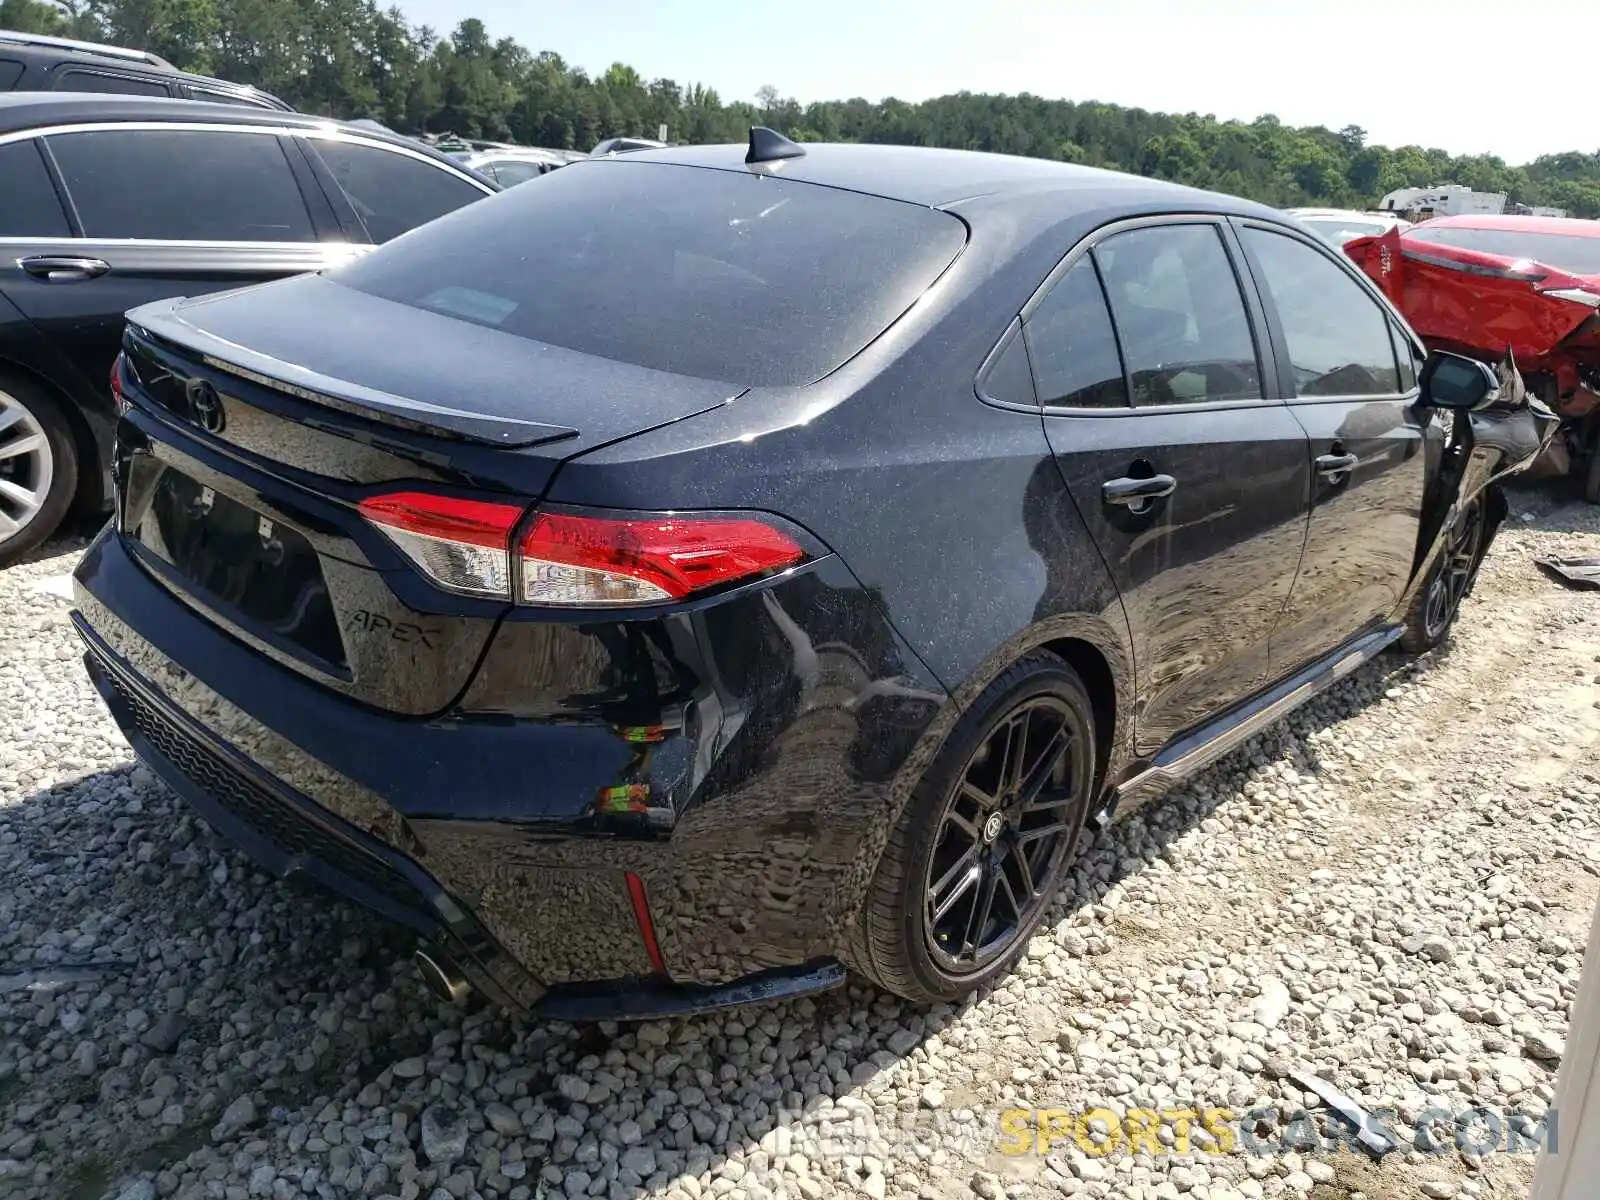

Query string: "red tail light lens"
[519, 511, 806, 606]
[358, 491, 525, 598]
[357, 491, 808, 607]
[110, 354, 126, 411]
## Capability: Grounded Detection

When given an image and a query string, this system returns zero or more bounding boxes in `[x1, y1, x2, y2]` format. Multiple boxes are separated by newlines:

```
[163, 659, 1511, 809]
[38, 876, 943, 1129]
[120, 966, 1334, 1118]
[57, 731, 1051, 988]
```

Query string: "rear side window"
[188, 87, 264, 108]
[0, 60, 23, 89]
[54, 69, 172, 97]
[0, 140, 71, 237]
[487, 160, 545, 186]
[1407, 223, 1600, 275]
[329, 160, 968, 387]
[1093, 224, 1262, 405]
[1241, 227, 1399, 396]
[1023, 258, 1128, 408]
[47, 128, 316, 242]
[309, 139, 485, 244]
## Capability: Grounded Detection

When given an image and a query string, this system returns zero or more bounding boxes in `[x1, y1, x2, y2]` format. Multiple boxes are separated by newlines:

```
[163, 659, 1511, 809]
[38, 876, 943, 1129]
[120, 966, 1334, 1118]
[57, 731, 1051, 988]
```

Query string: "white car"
[458, 147, 572, 187]
[1286, 207, 1412, 247]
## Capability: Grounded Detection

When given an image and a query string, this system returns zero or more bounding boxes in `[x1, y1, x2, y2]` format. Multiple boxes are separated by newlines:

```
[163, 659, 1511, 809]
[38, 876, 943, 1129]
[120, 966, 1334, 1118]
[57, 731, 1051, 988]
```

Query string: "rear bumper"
[77, 612, 847, 1019]
[70, 525, 943, 1014]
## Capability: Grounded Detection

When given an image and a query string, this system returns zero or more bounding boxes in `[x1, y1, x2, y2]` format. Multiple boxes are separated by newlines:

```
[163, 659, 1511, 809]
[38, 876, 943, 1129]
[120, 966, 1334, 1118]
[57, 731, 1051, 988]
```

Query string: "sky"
[396, 0, 1594, 166]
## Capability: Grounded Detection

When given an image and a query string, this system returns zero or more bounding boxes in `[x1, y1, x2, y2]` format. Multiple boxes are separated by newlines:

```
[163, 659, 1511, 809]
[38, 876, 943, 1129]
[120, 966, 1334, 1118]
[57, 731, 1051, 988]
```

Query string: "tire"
[1584, 441, 1600, 506]
[1399, 495, 1486, 654]
[851, 652, 1098, 1004]
[0, 375, 77, 569]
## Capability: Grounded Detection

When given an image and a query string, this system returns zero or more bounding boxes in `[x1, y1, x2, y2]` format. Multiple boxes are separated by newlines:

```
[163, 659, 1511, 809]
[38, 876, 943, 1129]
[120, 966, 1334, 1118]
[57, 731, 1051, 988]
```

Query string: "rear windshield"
[1407, 224, 1600, 275]
[327, 159, 967, 387]
[1301, 218, 1392, 245]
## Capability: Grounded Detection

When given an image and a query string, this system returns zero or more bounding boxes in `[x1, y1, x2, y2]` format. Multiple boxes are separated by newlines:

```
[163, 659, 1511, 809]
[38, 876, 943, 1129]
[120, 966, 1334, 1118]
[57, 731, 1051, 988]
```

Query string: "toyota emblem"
[184, 378, 225, 434]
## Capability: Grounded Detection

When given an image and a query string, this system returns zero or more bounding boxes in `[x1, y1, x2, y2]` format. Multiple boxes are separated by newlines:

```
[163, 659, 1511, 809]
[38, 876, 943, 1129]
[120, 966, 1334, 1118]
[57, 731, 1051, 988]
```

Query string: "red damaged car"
[1345, 215, 1600, 499]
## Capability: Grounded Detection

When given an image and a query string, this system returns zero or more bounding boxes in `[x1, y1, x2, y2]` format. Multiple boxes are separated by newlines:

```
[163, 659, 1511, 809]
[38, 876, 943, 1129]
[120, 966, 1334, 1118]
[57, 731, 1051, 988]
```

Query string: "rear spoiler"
[125, 301, 579, 450]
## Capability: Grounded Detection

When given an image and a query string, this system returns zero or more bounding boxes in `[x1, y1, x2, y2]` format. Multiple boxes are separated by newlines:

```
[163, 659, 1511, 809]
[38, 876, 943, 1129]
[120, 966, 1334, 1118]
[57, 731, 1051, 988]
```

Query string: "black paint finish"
[68, 143, 1557, 1014]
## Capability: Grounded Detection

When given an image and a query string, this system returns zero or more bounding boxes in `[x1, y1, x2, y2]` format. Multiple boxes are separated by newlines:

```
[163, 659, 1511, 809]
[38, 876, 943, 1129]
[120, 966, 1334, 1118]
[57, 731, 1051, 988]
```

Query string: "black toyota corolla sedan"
[69, 129, 1556, 1019]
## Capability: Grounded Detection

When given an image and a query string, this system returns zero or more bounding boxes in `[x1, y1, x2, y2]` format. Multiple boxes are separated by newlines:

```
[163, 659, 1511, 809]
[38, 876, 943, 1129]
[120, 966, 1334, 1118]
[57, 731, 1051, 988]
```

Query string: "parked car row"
[0, 93, 499, 563]
[60, 126, 1557, 1017]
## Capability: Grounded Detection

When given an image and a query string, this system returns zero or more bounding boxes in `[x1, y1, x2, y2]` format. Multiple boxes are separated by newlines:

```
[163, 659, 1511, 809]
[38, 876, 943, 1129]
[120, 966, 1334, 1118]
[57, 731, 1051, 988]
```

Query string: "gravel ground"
[1, 484, 1597, 1200]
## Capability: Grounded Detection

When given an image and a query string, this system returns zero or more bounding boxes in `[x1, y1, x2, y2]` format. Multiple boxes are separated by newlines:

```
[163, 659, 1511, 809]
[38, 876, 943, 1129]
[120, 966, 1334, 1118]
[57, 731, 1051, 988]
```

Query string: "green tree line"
[7, 0, 1600, 217]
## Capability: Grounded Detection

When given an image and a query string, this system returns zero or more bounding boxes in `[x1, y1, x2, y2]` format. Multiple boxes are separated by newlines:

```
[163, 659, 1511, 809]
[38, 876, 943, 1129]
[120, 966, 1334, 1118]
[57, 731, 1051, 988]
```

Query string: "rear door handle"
[1102, 474, 1177, 508]
[1315, 452, 1359, 478]
[19, 255, 111, 282]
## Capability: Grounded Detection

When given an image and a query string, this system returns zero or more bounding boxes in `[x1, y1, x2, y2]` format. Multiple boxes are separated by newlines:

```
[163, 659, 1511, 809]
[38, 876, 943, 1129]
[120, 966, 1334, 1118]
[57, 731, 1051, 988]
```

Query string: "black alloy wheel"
[1401, 496, 1485, 652]
[852, 653, 1098, 1004]
[923, 695, 1086, 973]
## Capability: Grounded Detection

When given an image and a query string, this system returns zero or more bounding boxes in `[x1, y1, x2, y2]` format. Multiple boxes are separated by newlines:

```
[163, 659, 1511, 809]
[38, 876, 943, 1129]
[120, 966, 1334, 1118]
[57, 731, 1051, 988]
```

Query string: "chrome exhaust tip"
[415, 946, 472, 1005]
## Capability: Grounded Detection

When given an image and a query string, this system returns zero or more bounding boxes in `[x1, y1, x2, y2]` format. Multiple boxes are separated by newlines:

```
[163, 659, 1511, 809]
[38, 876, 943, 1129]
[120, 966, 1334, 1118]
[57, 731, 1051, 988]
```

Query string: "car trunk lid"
[113, 278, 741, 716]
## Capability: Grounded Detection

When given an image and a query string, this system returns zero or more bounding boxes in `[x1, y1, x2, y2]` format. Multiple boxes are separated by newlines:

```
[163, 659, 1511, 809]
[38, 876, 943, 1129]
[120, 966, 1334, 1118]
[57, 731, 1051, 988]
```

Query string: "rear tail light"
[358, 491, 523, 598]
[519, 512, 804, 606]
[358, 490, 808, 606]
[110, 353, 127, 412]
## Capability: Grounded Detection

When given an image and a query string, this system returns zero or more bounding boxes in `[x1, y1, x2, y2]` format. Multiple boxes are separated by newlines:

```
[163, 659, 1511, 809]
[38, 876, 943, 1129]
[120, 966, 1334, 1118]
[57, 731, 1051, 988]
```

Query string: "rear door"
[1028, 217, 1311, 755]
[1233, 221, 1432, 674]
[0, 121, 355, 407]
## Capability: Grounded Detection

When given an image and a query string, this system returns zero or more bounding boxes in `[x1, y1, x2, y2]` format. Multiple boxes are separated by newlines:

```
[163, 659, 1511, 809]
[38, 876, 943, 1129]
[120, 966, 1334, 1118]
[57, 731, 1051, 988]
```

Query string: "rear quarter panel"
[541, 213, 1140, 953]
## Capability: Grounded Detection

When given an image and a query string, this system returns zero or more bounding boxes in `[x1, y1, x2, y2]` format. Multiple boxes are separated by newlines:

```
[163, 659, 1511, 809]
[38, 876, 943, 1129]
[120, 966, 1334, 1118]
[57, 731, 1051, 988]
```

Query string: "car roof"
[0, 93, 466, 164]
[1417, 213, 1600, 238]
[600, 140, 1285, 218]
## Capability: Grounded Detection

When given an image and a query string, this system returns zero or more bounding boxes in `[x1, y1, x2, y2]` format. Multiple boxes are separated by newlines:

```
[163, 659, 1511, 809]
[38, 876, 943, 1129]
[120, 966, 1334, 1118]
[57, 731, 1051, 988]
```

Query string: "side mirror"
[1419, 351, 1501, 411]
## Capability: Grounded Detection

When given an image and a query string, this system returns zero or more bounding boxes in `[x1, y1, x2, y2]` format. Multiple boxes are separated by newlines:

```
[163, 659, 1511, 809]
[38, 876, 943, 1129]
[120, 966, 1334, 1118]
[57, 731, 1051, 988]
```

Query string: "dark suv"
[0, 29, 289, 109]
[0, 93, 497, 563]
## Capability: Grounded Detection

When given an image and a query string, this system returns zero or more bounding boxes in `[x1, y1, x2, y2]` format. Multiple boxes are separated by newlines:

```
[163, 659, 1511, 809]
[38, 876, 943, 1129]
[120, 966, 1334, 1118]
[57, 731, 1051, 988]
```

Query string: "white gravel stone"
[1, 492, 1597, 1200]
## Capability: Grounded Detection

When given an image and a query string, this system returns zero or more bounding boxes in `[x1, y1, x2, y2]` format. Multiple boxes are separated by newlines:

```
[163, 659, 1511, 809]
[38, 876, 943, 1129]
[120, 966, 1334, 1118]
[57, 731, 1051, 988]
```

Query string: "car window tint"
[329, 159, 967, 387]
[489, 160, 544, 186]
[1092, 224, 1261, 405]
[0, 140, 71, 237]
[1392, 323, 1421, 391]
[1242, 227, 1400, 396]
[1023, 258, 1128, 408]
[310, 139, 485, 243]
[54, 69, 171, 96]
[0, 60, 23, 89]
[980, 327, 1037, 407]
[48, 129, 316, 242]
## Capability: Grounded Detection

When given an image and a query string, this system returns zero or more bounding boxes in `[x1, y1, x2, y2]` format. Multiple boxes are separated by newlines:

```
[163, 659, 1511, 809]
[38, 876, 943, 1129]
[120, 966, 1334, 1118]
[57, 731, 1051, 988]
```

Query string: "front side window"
[309, 139, 487, 243]
[1022, 258, 1128, 408]
[486, 160, 545, 186]
[328, 159, 968, 387]
[1242, 227, 1399, 397]
[47, 128, 316, 242]
[1092, 224, 1262, 405]
[0, 140, 72, 238]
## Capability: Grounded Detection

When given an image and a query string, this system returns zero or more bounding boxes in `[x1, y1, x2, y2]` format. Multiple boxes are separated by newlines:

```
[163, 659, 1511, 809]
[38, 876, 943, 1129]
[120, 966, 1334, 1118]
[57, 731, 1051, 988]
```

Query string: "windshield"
[1300, 218, 1392, 246]
[1406, 225, 1600, 275]
[328, 159, 967, 387]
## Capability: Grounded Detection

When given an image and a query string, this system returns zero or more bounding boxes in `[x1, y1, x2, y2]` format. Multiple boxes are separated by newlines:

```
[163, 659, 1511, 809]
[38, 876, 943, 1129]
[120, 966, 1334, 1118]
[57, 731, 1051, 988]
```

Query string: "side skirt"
[1092, 624, 1402, 827]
